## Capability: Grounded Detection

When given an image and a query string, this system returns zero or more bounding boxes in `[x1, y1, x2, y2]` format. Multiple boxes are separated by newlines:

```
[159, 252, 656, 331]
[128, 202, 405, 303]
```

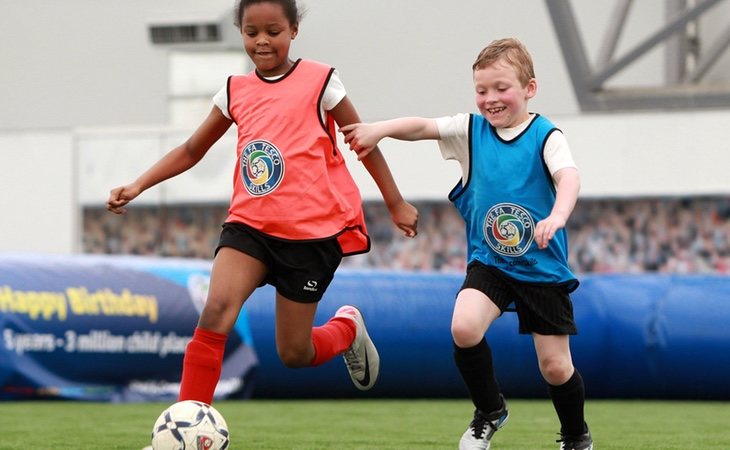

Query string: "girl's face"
[240, 2, 298, 77]
[473, 59, 536, 129]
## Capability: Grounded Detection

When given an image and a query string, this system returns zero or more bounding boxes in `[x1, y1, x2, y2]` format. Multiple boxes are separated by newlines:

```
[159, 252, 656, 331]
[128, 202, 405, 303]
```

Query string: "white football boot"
[335, 305, 380, 391]
[459, 395, 509, 450]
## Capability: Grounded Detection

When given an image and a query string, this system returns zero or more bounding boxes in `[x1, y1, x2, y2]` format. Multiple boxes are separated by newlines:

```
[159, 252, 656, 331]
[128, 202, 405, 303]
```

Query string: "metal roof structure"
[545, 0, 730, 111]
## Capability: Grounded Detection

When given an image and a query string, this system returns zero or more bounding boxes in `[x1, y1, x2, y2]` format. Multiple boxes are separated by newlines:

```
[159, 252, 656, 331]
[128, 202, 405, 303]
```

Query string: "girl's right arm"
[107, 107, 233, 214]
[340, 117, 440, 160]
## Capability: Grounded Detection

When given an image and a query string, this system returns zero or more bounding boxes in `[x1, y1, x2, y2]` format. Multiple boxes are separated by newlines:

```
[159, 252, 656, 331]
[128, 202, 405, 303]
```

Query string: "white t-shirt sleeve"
[212, 82, 230, 119]
[435, 113, 471, 184]
[321, 69, 346, 111]
[211, 70, 347, 120]
[543, 130, 577, 175]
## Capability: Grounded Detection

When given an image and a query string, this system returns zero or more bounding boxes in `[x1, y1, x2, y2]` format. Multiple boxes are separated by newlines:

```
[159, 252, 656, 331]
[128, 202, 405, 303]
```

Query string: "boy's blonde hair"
[472, 38, 535, 87]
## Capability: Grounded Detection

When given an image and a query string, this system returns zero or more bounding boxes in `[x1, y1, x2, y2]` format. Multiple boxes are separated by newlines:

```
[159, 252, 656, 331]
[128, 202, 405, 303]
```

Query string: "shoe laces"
[469, 411, 500, 440]
[343, 347, 363, 373]
[556, 433, 589, 450]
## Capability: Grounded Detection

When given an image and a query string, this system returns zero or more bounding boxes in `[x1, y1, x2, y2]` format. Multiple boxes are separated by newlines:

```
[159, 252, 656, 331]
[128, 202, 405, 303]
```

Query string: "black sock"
[453, 337, 502, 414]
[548, 369, 588, 436]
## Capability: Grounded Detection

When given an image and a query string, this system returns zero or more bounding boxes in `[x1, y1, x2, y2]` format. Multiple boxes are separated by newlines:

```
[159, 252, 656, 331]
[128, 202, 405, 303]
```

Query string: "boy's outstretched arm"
[340, 117, 440, 160]
[534, 167, 580, 249]
[331, 98, 419, 237]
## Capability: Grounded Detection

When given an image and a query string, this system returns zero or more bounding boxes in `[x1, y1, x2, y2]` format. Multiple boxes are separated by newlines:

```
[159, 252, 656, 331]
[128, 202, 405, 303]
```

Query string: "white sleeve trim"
[544, 130, 577, 175]
[322, 69, 346, 111]
[212, 82, 230, 120]
[435, 113, 471, 185]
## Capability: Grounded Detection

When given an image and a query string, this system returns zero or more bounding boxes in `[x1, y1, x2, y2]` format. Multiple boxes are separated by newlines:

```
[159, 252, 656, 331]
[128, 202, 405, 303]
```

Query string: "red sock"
[309, 316, 356, 366]
[178, 327, 227, 403]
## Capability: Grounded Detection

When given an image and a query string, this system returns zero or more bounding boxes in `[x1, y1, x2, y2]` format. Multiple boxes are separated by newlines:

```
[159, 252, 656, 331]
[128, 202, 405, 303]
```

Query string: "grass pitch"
[1, 398, 728, 449]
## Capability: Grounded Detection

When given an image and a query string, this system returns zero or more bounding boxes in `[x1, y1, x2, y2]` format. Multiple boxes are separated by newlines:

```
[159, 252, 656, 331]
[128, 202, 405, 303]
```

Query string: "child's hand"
[388, 200, 419, 238]
[106, 184, 142, 214]
[534, 214, 566, 249]
[340, 123, 380, 160]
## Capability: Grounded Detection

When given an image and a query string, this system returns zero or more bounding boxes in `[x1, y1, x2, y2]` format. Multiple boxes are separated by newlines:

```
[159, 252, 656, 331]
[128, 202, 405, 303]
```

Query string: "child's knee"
[451, 320, 484, 348]
[197, 297, 238, 332]
[540, 358, 574, 385]
[277, 345, 311, 368]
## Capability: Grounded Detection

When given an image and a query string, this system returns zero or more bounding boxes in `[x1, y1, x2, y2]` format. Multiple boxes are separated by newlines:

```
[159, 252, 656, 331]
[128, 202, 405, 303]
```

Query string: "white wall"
[75, 127, 237, 206]
[0, 0, 234, 130]
[554, 110, 730, 197]
[0, 132, 76, 253]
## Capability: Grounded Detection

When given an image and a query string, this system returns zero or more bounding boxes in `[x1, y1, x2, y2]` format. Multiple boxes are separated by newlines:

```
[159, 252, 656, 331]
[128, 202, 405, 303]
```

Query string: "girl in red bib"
[107, 0, 418, 402]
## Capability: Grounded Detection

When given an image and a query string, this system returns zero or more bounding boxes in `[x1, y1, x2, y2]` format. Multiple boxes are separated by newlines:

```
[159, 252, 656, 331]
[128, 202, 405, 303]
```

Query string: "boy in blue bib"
[342, 38, 592, 450]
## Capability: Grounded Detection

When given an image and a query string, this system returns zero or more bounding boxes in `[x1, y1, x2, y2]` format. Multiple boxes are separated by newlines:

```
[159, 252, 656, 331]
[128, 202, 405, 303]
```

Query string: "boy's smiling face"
[473, 59, 536, 129]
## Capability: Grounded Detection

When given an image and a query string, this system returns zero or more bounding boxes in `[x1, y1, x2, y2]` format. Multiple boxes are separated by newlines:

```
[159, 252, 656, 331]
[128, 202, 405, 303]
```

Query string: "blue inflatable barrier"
[1, 254, 729, 400]
[573, 275, 730, 399]
[245, 270, 730, 400]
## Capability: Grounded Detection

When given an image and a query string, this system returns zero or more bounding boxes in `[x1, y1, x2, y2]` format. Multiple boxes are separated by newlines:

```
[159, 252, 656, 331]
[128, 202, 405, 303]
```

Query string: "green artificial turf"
[0, 399, 728, 449]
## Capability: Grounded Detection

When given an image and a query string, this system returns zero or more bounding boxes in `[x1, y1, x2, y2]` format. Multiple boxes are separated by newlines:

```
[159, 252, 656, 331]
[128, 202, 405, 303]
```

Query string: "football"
[150, 400, 230, 450]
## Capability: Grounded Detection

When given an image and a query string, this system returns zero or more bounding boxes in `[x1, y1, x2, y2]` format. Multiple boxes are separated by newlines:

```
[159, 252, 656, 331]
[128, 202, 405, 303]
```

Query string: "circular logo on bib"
[483, 203, 535, 257]
[240, 140, 284, 196]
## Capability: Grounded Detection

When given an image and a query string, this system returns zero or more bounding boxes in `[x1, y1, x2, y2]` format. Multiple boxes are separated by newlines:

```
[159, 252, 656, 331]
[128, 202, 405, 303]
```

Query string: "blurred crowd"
[568, 197, 730, 274]
[83, 196, 730, 274]
[83, 204, 228, 259]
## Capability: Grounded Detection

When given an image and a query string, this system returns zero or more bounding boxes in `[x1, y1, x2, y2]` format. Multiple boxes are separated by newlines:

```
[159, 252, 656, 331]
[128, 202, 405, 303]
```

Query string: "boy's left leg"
[549, 369, 593, 450]
[534, 334, 592, 450]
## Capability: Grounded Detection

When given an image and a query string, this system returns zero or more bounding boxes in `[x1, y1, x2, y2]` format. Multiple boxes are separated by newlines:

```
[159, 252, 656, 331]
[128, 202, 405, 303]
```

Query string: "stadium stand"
[82, 196, 730, 274]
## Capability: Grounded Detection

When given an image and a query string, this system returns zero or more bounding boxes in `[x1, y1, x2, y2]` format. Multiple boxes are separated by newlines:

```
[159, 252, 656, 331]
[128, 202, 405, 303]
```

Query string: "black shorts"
[461, 261, 578, 335]
[216, 222, 343, 303]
